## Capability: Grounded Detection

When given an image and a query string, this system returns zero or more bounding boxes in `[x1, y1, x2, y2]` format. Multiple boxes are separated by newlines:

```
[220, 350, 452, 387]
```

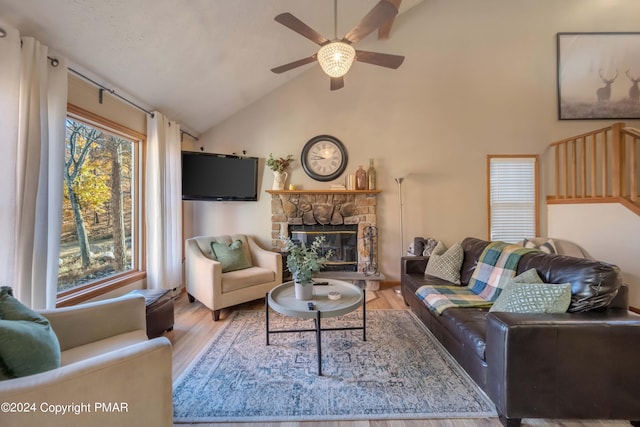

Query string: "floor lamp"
[393, 177, 405, 294]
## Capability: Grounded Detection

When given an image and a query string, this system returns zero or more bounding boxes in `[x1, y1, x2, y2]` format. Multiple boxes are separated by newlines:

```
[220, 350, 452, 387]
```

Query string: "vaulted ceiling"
[0, 0, 424, 135]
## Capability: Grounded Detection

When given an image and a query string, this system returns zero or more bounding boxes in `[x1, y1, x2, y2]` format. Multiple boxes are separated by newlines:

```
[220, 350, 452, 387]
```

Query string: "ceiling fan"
[270, 0, 405, 91]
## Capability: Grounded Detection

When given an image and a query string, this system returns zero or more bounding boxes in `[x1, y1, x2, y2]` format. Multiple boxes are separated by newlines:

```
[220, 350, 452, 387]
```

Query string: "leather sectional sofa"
[401, 237, 640, 427]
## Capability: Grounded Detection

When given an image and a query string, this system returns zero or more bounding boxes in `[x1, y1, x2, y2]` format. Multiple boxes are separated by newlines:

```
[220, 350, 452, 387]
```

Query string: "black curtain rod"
[67, 66, 155, 118]
[47, 56, 199, 141]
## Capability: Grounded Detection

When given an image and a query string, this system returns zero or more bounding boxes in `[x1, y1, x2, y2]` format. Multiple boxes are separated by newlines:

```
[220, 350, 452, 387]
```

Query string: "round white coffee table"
[266, 279, 366, 375]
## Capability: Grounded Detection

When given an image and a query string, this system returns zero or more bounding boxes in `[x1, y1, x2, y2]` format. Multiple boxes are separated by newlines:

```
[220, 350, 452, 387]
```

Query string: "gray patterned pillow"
[523, 238, 557, 254]
[421, 238, 439, 256]
[490, 282, 571, 313]
[424, 242, 463, 285]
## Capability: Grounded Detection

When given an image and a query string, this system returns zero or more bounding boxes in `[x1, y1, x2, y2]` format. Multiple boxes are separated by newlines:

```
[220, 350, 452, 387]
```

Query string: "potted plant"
[266, 153, 294, 190]
[283, 235, 332, 300]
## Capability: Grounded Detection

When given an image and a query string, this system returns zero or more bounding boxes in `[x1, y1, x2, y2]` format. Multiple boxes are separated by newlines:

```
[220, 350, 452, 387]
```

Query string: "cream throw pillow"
[424, 242, 464, 285]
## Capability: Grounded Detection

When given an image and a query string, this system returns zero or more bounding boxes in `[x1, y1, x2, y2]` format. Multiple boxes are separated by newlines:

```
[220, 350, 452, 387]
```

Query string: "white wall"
[191, 0, 640, 281]
[548, 203, 640, 309]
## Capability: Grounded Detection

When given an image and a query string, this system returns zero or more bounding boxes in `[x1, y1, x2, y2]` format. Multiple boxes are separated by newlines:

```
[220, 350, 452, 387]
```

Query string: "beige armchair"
[185, 234, 282, 320]
[0, 294, 173, 427]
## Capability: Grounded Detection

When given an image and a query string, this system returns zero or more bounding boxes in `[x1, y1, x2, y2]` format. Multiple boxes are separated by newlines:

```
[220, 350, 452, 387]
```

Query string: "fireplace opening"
[289, 225, 358, 272]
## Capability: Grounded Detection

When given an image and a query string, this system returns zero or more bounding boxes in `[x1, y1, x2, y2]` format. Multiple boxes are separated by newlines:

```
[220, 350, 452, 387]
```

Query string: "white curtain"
[0, 21, 21, 290]
[146, 112, 182, 290]
[0, 27, 68, 308]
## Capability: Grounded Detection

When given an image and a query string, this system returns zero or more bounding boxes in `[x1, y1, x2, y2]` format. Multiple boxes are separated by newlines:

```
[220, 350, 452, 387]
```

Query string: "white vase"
[294, 281, 313, 300]
[272, 171, 288, 190]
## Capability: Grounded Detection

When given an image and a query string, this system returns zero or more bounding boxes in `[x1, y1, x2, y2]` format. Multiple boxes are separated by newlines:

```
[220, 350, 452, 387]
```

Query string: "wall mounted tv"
[182, 151, 259, 201]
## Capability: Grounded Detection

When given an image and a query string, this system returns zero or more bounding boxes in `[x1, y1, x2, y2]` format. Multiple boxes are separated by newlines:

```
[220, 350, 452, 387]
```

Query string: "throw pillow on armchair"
[0, 286, 61, 380]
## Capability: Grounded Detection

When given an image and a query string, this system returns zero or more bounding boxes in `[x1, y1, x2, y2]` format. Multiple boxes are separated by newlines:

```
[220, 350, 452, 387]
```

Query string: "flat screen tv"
[182, 151, 259, 201]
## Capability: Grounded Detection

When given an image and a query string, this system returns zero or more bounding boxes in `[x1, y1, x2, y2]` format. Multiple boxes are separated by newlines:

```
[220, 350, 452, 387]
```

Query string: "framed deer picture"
[557, 32, 640, 120]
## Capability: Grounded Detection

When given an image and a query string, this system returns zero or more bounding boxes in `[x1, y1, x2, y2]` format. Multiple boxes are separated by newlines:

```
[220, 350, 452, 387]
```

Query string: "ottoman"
[128, 289, 174, 338]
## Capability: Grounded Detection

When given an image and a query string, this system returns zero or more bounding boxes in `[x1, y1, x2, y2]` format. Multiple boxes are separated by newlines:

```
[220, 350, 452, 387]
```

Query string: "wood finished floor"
[166, 283, 630, 427]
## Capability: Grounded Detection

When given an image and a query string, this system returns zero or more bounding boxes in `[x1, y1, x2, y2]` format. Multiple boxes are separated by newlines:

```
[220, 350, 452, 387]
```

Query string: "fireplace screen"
[289, 225, 357, 272]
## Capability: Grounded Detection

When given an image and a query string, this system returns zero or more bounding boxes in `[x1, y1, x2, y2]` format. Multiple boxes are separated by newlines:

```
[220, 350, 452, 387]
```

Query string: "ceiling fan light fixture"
[317, 41, 356, 78]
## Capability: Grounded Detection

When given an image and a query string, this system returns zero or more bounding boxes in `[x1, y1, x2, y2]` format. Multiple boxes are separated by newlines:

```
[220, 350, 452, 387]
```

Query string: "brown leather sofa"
[401, 237, 640, 427]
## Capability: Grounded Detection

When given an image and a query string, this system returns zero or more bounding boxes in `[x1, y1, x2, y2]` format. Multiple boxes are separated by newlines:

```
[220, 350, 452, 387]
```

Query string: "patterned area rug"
[173, 309, 496, 423]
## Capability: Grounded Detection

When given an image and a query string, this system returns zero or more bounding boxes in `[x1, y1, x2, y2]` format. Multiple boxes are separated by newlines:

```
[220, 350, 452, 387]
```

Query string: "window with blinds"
[488, 155, 539, 243]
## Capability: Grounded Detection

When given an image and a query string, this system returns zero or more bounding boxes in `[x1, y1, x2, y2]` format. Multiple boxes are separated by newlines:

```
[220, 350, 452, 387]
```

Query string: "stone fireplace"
[268, 191, 380, 273]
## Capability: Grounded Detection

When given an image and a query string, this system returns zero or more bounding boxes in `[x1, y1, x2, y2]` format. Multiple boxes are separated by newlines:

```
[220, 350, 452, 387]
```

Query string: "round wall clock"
[300, 135, 348, 182]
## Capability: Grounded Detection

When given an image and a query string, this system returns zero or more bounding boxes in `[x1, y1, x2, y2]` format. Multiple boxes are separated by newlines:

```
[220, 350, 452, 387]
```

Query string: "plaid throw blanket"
[467, 241, 534, 302]
[416, 285, 493, 315]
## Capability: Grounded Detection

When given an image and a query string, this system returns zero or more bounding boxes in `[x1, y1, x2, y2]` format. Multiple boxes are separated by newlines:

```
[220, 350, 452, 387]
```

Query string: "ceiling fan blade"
[356, 50, 404, 69]
[343, 1, 399, 44]
[330, 77, 344, 91]
[378, 0, 402, 39]
[271, 55, 317, 74]
[274, 13, 330, 46]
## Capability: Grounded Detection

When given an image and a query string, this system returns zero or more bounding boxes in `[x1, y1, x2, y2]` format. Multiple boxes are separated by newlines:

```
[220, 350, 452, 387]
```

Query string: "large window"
[487, 155, 539, 243]
[58, 107, 144, 301]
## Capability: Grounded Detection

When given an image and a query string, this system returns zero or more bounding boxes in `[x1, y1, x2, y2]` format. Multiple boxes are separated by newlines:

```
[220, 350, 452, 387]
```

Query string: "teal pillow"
[490, 282, 571, 313]
[211, 240, 252, 273]
[0, 287, 61, 380]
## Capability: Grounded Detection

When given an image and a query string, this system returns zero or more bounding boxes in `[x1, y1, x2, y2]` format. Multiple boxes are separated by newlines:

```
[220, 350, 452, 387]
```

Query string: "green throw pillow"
[430, 241, 447, 257]
[211, 240, 252, 273]
[490, 282, 571, 313]
[424, 242, 464, 285]
[0, 287, 61, 380]
[512, 268, 543, 284]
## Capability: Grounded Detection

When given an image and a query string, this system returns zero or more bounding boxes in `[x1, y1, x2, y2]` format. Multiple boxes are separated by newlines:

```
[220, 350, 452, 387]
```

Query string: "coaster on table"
[328, 291, 341, 300]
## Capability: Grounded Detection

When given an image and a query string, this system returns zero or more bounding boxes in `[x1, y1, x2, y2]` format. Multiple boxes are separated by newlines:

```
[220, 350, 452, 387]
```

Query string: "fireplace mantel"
[266, 189, 381, 195]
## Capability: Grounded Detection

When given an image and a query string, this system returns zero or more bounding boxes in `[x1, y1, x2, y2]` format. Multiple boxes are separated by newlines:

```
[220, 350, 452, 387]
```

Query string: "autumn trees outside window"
[58, 107, 144, 301]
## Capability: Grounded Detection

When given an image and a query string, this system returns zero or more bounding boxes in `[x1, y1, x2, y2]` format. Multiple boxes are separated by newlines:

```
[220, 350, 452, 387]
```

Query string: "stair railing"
[548, 122, 639, 206]
[622, 126, 640, 203]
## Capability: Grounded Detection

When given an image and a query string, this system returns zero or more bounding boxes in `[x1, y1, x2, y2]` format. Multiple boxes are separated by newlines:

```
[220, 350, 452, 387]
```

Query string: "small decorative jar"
[355, 166, 367, 190]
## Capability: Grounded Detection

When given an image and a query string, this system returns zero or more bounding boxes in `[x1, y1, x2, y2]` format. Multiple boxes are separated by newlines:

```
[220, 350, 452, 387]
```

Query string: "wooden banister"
[548, 125, 615, 147]
[547, 122, 640, 215]
[590, 133, 596, 197]
[611, 122, 623, 197]
[623, 127, 640, 203]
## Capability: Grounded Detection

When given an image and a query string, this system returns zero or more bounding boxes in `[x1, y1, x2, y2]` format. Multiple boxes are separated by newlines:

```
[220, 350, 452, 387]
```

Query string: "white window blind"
[489, 156, 538, 243]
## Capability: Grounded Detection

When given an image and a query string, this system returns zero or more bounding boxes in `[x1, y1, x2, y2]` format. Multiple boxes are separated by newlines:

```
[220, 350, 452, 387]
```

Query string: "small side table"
[271, 249, 292, 282]
[265, 279, 366, 376]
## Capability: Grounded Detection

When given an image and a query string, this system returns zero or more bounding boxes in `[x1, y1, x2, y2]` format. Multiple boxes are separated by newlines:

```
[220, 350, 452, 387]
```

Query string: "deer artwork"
[626, 69, 640, 102]
[596, 69, 618, 102]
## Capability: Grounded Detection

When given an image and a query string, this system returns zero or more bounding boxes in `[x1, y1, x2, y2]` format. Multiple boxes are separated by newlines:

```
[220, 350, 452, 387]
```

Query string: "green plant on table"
[283, 235, 332, 285]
